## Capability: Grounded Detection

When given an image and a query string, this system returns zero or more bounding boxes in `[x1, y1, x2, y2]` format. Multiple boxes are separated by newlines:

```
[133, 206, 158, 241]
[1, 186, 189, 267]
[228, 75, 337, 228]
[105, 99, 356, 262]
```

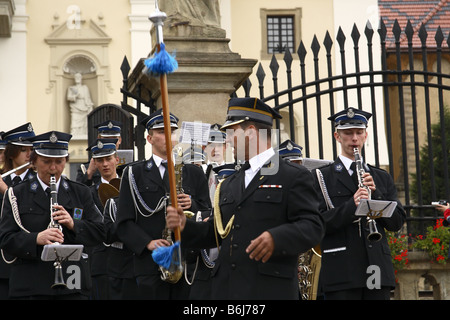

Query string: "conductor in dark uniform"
[166, 97, 324, 300]
[313, 107, 406, 300]
[115, 109, 211, 300]
[0, 131, 105, 299]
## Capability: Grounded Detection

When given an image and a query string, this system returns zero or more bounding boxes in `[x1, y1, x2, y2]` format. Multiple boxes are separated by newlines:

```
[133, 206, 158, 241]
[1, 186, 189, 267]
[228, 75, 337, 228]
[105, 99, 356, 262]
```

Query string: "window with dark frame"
[267, 15, 295, 54]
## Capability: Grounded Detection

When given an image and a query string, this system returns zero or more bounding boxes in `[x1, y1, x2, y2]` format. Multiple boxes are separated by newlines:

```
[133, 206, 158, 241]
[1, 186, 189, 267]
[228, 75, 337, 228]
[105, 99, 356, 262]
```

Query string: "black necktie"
[45, 187, 51, 202]
[242, 162, 250, 171]
[161, 162, 170, 191]
[11, 176, 21, 187]
[350, 162, 358, 187]
[240, 162, 250, 191]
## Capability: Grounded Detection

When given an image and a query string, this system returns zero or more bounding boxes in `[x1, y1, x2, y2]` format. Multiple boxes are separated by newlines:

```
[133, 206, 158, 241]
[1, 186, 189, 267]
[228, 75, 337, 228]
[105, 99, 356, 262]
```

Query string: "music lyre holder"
[355, 199, 397, 242]
[367, 201, 391, 219]
[41, 244, 84, 288]
[355, 199, 397, 219]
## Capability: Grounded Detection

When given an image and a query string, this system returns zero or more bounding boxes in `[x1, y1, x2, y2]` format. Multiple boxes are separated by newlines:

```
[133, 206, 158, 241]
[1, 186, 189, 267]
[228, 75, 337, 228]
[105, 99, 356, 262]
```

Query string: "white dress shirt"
[244, 147, 275, 188]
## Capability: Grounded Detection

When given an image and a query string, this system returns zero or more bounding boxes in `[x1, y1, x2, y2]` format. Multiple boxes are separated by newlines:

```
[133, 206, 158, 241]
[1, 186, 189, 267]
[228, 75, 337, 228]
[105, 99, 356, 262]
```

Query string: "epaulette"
[367, 163, 387, 173]
[284, 159, 302, 169]
[318, 161, 333, 169]
[117, 160, 141, 172]
[62, 176, 80, 190]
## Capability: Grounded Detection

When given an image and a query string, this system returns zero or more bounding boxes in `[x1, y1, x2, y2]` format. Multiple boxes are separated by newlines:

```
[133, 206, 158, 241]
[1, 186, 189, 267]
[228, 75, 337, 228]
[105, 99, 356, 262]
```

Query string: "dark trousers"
[324, 286, 391, 300]
[0, 279, 9, 299]
[136, 274, 190, 300]
[90, 275, 109, 300]
[108, 277, 139, 300]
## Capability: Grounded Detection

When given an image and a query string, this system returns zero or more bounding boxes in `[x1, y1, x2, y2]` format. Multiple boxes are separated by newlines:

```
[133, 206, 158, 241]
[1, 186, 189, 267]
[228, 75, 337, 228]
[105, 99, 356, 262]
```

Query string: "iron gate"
[233, 19, 450, 236]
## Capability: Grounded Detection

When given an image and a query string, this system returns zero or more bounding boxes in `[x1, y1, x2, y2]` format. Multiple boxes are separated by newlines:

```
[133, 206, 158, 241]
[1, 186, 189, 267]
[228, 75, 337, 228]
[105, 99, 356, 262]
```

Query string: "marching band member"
[76, 120, 122, 186]
[115, 109, 211, 300]
[203, 123, 228, 167]
[187, 126, 234, 300]
[312, 108, 406, 300]
[0, 131, 105, 299]
[86, 138, 120, 300]
[0, 123, 36, 299]
[87, 140, 137, 300]
[0, 123, 36, 195]
[166, 97, 324, 299]
[277, 139, 303, 165]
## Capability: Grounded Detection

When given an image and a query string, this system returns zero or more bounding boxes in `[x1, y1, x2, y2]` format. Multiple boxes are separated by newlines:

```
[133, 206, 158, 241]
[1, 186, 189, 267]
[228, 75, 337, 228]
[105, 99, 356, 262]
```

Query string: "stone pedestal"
[127, 23, 257, 125]
[394, 251, 450, 300]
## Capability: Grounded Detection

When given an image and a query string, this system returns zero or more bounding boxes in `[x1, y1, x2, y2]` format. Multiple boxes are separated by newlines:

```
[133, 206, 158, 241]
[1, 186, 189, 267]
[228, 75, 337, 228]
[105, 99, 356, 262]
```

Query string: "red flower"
[394, 255, 403, 261]
[433, 238, 441, 244]
[435, 219, 444, 229]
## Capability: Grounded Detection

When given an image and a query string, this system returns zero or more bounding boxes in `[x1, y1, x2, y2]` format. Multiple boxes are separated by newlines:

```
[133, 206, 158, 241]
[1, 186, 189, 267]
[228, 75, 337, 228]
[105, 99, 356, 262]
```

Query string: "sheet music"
[116, 149, 134, 166]
[41, 244, 84, 261]
[179, 121, 211, 146]
[355, 199, 397, 218]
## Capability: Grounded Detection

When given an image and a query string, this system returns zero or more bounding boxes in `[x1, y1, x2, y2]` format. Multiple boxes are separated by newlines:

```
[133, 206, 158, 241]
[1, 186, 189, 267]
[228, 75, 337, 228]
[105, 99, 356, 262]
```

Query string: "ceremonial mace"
[144, 1, 182, 275]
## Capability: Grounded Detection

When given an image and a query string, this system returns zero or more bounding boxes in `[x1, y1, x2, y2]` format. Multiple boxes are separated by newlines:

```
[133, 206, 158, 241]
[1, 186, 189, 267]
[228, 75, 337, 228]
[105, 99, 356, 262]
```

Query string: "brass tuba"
[353, 148, 382, 242]
[298, 245, 321, 300]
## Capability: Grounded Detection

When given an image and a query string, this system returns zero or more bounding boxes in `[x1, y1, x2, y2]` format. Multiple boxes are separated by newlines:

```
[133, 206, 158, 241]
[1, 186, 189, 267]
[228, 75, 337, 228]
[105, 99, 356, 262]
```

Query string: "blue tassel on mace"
[151, 241, 181, 269]
[143, 43, 178, 76]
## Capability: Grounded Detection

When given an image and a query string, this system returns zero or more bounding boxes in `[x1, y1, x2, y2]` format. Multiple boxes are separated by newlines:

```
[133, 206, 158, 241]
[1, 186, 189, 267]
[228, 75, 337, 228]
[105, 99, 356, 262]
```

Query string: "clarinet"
[47, 174, 67, 288]
[354, 148, 371, 200]
[353, 148, 382, 242]
[48, 175, 62, 238]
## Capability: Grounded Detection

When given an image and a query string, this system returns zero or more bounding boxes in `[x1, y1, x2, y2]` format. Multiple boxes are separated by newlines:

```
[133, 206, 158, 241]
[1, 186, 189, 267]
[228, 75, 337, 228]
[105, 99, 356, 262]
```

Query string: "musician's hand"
[36, 228, 64, 245]
[147, 238, 172, 251]
[246, 231, 274, 263]
[52, 204, 74, 230]
[86, 158, 97, 180]
[177, 193, 192, 210]
[362, 172, 376, 192]
[354, 187, 370, 206]
[166, 205, 186, 232]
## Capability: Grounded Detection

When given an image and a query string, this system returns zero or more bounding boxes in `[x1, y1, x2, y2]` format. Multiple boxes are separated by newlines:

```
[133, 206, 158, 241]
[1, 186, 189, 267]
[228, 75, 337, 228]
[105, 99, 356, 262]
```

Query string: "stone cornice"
[44, 19, 111, 46]
[0, 0, 15, 37]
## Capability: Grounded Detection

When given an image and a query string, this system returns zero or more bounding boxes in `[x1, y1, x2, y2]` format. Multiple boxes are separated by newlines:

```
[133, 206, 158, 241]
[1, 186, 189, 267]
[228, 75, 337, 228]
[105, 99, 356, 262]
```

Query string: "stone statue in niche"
[67, 73, 94, 139]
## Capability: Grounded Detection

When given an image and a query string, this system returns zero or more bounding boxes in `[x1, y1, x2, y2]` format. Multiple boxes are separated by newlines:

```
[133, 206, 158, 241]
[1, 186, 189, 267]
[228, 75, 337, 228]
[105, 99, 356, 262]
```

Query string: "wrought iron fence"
[234, 18, 450, 236]
[118, 18, 450, 235]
